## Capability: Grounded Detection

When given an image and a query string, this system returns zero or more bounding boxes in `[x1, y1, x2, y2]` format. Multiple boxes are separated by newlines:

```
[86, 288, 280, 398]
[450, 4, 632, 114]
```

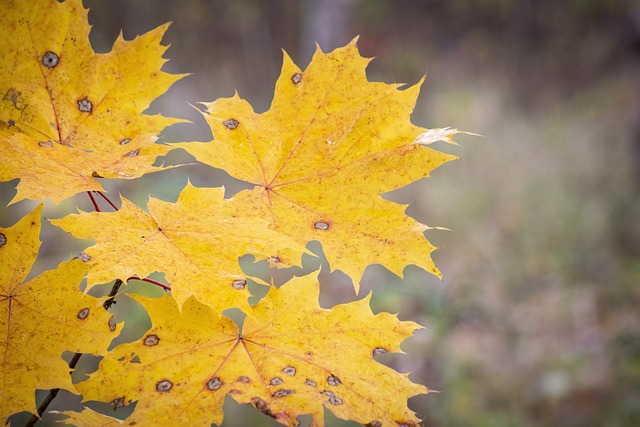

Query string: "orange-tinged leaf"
[0, 0, 186, 204]
[78, 274, 428, 427]
[51, 183, 305, 312]
[0, 206, 122, 422]
[174, 40, 458, 290]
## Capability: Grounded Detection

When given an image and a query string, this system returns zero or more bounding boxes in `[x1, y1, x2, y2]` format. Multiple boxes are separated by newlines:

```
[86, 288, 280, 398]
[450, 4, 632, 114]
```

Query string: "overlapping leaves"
[0, 0, 460, 425]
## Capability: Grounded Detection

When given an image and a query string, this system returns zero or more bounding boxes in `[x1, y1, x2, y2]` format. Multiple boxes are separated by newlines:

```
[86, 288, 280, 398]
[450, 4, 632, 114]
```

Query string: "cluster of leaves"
[1, 0, 460, 426]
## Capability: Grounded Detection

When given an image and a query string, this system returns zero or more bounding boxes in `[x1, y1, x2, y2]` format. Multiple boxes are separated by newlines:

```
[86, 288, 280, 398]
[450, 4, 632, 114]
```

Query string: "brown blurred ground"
[2, 0, 639, 426]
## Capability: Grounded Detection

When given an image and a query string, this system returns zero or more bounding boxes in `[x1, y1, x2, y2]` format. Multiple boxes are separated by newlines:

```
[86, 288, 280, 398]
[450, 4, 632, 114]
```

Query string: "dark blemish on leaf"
[321, 390, 343, 405]
[143, 334, 159, 346]
[42, 51, 59, 68]
[119, 138, 131, 145]
[77, 308, 90, 320]
[373, 347, 388, 357]
[251, 397, 275, 418]
[77, 252, 91, 262]
[92, 171, 103, 178]
[0, 233, 6, 248]
[282, 366, 296, 376]
[8, 120, 15, 126]
[272, 389, 294, 398]
[291, 73, 302, 84]
[314, 221, 330, 231]
[111, 397, 125, 410]
[156, 379, 173, 392]
[124, 149, 139, 157]
[237, 376, 250, 383]
[38, 140, 53, 147]
[232, 279, 247, 290]
[3, 88, 19, 107]
[206, 377, 222, 391]
[223, 119, 239, 130]
[365, 422, 382, 427]
[269, 256, 280, 263]
[108, 316, 117, 332]
[305, 379, 317, 387]
[229, 389, 242, 395]
[327, 374, 341, 386]
[269, 377, 283, 386]
[77, 97, 93, 113]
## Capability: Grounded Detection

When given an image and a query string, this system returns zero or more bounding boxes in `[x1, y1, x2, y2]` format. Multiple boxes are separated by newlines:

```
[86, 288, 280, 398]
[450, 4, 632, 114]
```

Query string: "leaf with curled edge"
[0, 0, 186, 205]
[50, 183, 306, 313]
[0, 205, 122, 423]
[77, 274, 428, 427]
[174, 39, 460, 290]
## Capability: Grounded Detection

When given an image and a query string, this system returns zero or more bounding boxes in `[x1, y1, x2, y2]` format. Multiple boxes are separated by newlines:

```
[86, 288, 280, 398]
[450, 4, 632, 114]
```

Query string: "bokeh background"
[2, 0, 640, 426]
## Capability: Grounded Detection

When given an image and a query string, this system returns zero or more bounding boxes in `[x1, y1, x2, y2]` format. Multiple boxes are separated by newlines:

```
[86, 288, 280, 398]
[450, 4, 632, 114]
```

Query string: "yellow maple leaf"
[0, 0, 185, 204]
[51, 183, 305, 312]
[174, 40, 459, 289]
[0, 205, 122, 422]
[78, 274, 427, 427]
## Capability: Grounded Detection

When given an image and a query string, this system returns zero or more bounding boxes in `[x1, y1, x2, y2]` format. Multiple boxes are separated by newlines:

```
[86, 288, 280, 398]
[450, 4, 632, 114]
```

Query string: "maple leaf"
[173, 40, 459, 289]
[0, 0, 186, 204]
[51, 183, 305, 313]
[0, 205, 122, 422]
[78, 274, 428, 427]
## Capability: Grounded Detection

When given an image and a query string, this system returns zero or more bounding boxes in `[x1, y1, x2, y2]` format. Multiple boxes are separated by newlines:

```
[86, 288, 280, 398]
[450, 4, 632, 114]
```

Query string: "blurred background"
[2, 0, 640, 426]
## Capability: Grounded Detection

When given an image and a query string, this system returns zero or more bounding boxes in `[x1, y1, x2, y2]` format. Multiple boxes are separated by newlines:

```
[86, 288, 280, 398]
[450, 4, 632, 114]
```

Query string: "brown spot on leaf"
[111, 397, 125, 410]
[77, 308, 90, 320]
[42, 51, 59, 68]
[143, 334, 159, 346]
[232, 279, 247, 289]
[223, 119, 239, 130]
[76, 252, 91, 262]
[269, 377, 283, 386]
[156, 379, 173, 392]
[92, 171, 103, 178]
[77, 97, 93, 113]
[119, 138, 132, 145]
[321, 390, 343, 405]
[272, 389, 294, 398]
[228, 389, 242, 395]
[373, 347, 388, 357]
[291, 73, 302, 84]
[124, 149, 139, 158]
[269, 256, 280, 263]
[251, 397, 275, 418]
[327, 374, 341, 386]
[206, 377, 222, 391]
[0, 233, 6, 248]
[108, 316, 117, 332]
[237, 376, 250, 383]
[305, 379, 317, 387]
[314, 221, 330, 231]
[38, 141, 53, 148]
[282, 366, 296, 376]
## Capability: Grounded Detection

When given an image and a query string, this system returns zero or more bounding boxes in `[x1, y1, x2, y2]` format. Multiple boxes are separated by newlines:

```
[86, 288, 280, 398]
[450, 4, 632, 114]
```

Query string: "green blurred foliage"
[2, 0, 639, 426]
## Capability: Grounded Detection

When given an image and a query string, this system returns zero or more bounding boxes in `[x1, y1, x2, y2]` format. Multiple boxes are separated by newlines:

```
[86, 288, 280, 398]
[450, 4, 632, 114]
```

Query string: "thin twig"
[128, 275, 171, 291]
[86, 191, 100, 212]
[95, 191, 118, 211]
[103, 279, 123, 311]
